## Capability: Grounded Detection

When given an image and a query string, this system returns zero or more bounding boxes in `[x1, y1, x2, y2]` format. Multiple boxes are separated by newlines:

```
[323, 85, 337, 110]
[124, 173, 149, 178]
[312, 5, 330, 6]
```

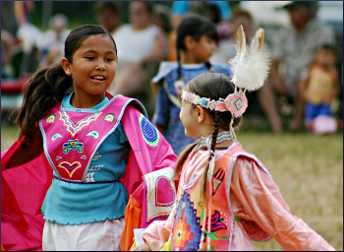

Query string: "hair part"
[17, 24, 117, 142]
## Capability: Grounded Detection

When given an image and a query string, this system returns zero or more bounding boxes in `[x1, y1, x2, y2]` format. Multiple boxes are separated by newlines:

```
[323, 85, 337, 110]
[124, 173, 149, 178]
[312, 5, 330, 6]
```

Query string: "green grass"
[1, 125, 342, 250]
[238, 132, 343, 250]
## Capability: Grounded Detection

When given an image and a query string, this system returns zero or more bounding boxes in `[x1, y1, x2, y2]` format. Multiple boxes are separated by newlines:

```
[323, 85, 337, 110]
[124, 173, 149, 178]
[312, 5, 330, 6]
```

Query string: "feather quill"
[228, 25, 271, 91]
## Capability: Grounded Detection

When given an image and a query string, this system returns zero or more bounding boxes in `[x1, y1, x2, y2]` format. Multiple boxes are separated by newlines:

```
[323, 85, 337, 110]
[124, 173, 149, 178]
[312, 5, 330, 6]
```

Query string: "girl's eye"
[106, 58, 115, 62]
[84, 56, 95, 60]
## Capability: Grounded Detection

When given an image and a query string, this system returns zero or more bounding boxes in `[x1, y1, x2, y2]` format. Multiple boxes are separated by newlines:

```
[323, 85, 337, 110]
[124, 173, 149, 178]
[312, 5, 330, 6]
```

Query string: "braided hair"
[175, 14, 219, 81]
[187, 72, 241, 183]
[16, 25, 117, 143]
[186, 72, 240, 248]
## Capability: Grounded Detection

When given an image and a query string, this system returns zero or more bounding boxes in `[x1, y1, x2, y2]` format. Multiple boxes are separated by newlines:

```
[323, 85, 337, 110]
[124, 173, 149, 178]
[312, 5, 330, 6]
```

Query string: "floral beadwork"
[205, 210, 227, 232]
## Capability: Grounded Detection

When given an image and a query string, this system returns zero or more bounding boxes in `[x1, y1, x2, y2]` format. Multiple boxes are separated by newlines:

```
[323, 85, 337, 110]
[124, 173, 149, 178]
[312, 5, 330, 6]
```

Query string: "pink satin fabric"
[141, 154, 335, 251]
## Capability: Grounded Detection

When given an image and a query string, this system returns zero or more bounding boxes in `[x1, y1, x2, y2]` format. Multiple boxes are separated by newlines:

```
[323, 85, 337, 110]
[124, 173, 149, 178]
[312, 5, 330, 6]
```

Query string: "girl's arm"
[139, 204, 176, 250]
[230, 157, 335, 251]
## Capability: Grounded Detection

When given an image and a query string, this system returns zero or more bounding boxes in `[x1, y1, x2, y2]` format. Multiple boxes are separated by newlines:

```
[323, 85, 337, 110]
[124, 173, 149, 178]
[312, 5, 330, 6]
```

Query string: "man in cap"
[268, 1, 335, 130]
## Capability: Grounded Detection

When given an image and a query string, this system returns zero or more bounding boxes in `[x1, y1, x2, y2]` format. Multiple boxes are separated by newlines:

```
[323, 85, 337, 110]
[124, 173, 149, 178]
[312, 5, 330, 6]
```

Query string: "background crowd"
[1, 0, 343, 133]
[1, 1, 342, 250]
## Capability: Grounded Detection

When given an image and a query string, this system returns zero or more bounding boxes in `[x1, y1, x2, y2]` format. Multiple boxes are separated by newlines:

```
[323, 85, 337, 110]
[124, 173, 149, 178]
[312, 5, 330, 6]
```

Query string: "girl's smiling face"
[61, 34, 117, 102]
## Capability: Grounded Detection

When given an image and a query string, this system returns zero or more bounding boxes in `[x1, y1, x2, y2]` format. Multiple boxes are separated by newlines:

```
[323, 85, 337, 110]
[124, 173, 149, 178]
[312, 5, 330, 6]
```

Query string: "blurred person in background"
[110, 0, 167, 116]
[170, 0, 231, 31]
[14, 0, 42, 76]
[167, 0, 232, 61]
[211, 8, 255, 65]
[95, 1, 121, 34]
[39, 14, 70, 67]
[1, 30, 15, 80]
[211, 8, 283, 133]
[299, 44, 339, 134]
[153, 4, 172, 36]
[269, 1, 335, 131]
[151, 15, 231, 154]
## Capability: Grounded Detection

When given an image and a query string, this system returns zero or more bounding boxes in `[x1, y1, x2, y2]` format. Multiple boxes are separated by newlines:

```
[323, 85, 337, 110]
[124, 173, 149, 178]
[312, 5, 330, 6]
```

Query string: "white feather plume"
[228, 25, 271, 91]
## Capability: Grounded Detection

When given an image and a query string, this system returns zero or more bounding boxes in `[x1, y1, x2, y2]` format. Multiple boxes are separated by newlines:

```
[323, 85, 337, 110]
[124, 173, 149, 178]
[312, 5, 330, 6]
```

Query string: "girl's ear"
[61, 57, 72, 76]
[195, 105, 207, 123]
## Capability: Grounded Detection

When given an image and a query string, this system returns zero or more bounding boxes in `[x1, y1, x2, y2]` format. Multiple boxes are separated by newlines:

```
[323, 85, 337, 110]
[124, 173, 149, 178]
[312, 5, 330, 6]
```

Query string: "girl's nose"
[96, 60, 106, 70]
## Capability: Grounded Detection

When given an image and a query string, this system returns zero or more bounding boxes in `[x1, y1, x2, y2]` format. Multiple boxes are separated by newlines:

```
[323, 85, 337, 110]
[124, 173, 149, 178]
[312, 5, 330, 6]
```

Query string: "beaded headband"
[181, 90, 247, 118]
[181, 25, 270, 119]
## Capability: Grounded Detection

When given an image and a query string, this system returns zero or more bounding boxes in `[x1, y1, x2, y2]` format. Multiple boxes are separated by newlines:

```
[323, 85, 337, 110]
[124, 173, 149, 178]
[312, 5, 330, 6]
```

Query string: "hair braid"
[200, 112, 220, 247]
[209, 112, 220, 160]
[203, 112, 220, 197]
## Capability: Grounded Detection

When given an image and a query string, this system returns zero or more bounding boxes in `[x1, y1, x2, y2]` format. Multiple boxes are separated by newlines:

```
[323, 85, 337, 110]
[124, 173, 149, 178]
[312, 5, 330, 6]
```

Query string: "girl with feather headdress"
[131, 25, 335, 251]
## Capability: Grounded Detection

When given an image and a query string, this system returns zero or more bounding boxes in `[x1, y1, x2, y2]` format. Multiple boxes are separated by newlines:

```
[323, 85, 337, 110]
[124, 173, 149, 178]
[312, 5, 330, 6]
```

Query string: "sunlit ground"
[1, 124, 342, 250]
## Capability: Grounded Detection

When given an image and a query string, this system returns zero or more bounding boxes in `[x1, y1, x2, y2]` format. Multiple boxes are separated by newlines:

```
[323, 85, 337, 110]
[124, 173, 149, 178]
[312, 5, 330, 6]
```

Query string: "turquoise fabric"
[41, 93, 130, 224]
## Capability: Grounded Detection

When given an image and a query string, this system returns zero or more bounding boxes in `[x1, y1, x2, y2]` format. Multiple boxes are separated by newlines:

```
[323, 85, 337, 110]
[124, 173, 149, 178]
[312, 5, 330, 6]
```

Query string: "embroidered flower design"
[205, 210, 227, 232]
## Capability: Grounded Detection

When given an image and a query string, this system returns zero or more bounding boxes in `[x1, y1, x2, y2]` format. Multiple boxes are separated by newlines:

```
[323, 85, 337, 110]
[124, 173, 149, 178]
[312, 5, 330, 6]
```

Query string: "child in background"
[1, 25, 177, 251]
[299, 44, 339, 134]
[133, 26, 334, 251]
[152, 15, 232, 154]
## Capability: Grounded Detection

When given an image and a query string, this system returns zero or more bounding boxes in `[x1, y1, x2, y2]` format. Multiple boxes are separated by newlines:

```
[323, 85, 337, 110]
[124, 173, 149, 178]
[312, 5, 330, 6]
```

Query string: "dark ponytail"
[16, 65, 72, 141]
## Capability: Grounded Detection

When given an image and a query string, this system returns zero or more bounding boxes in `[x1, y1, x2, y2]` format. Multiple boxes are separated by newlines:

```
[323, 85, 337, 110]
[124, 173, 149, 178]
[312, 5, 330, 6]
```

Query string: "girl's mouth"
[90, 75, 106, 84]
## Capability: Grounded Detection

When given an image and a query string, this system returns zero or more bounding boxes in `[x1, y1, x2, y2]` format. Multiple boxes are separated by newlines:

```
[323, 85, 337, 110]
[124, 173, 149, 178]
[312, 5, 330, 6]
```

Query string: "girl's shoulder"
[219, 143, 271, 176]
[152, 61, 179, 84]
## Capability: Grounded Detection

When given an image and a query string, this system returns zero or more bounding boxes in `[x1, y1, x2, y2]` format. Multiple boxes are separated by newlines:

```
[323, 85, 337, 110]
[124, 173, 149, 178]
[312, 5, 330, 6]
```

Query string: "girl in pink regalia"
[132, 26, 335, 251]
[1, 25, 177, 251]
